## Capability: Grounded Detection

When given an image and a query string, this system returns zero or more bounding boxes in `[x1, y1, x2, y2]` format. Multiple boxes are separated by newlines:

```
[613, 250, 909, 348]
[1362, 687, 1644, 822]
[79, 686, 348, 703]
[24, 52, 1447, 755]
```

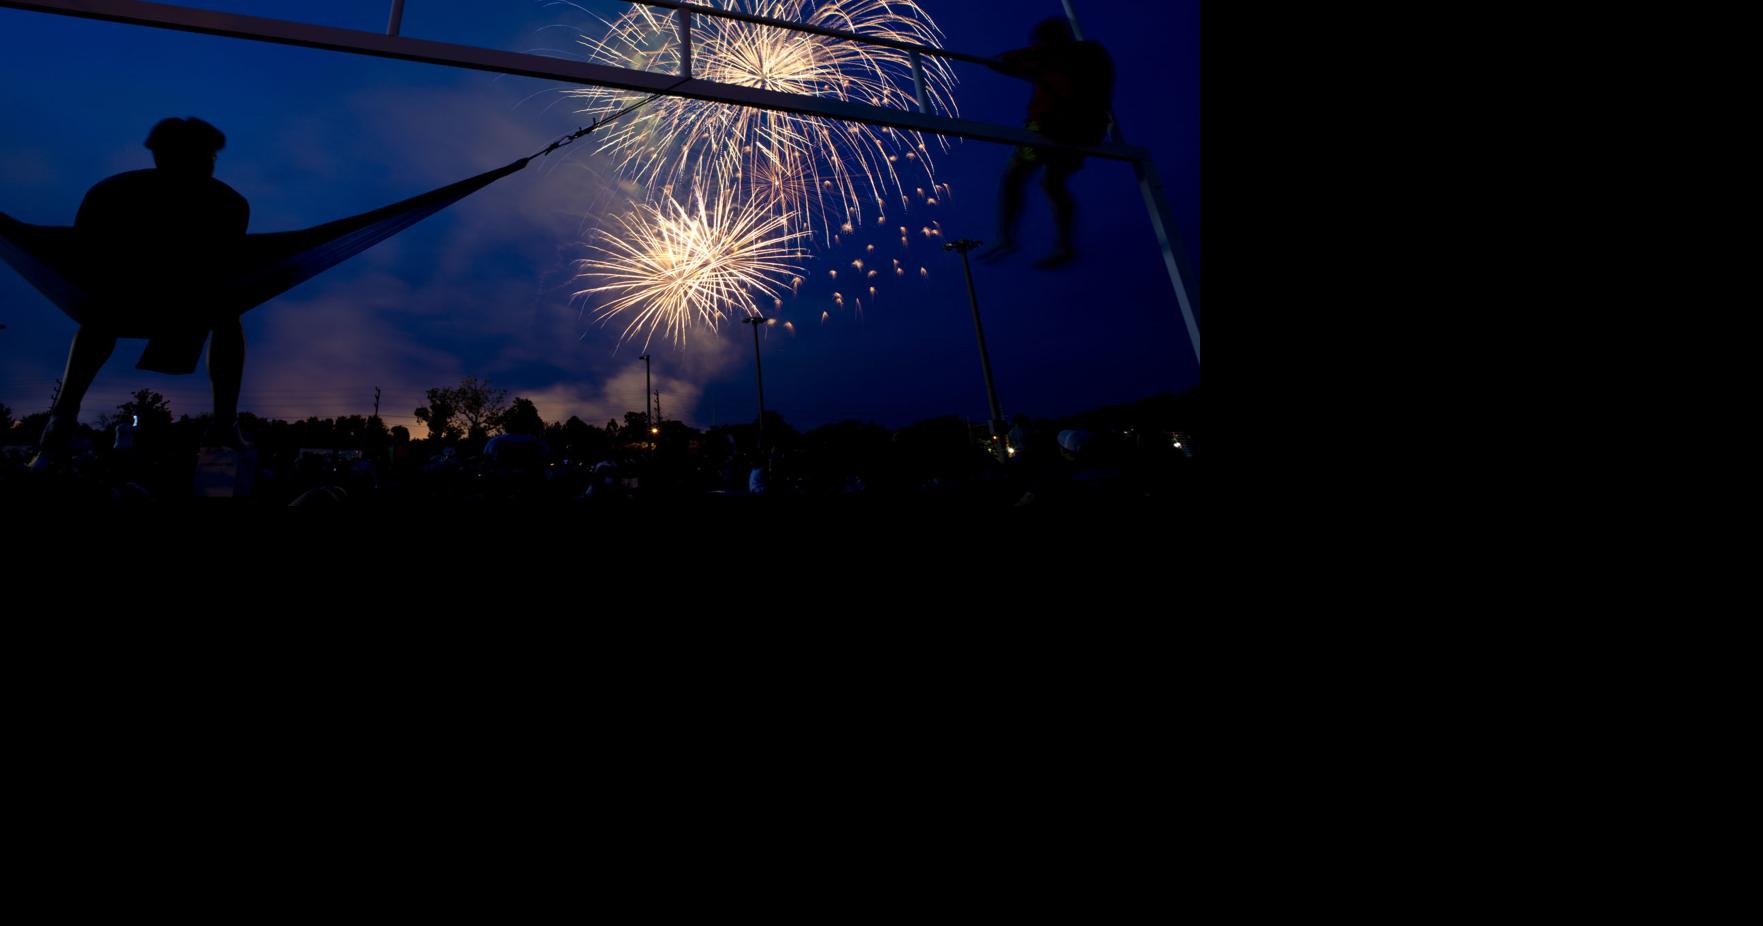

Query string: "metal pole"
[1056, 1, 1191, 360]
[744, 316, 769, 468]
[1059, 0, 1087, 40]
[1058, 0, 1190, 358]
[386, 0, 404, 37]
[627, 0, 999, 67]
[910, 50, 929, 114]
[0, 1, 1146, 163]
[676, 6, 692, 78]
[1134, 159, 1200, 364]
[945, 240, 1007, 460]
[640, 354, 651, 434]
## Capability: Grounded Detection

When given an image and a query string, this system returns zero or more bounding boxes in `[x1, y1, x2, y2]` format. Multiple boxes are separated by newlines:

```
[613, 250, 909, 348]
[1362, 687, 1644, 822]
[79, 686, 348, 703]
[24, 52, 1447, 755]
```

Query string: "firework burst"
[566, 0, 957, 239]
[574, 188, 807, 349]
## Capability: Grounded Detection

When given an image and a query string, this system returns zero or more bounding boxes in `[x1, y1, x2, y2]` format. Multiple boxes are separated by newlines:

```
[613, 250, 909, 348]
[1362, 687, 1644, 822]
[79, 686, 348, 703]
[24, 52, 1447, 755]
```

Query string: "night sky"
[0, 0, 1198, 435]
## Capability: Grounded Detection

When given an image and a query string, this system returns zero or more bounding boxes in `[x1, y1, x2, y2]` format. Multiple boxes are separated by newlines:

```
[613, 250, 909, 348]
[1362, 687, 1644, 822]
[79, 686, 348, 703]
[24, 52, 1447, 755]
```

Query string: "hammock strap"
[528, 77, 693, 159]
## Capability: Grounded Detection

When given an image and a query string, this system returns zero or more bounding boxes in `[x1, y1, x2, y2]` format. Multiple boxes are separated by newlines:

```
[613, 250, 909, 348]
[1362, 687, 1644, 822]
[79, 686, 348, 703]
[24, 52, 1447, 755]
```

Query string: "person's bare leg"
[205, 319, 245, 445]
[981, 158, 1039, 262]
[1034, 163, 1080, 269]
[30, 326, 115, 468]
[53, 325, 118, 423]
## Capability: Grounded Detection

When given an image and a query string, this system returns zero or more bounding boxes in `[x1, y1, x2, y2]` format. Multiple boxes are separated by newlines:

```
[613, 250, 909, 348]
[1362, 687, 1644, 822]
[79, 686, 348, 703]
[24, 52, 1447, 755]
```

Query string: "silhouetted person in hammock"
[981, 18, 1115, 270]
[2, 116, 536, 474]
[33, 117, 249, 467]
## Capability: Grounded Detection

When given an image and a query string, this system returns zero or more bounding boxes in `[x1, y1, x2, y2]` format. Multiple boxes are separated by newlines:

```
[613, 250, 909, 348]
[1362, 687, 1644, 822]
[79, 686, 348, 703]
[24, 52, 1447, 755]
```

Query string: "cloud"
[2, 74, 774, 431]
[251, 79, 770, 429]
[515, 326, 747, 431]
[242, 275, 466, 428]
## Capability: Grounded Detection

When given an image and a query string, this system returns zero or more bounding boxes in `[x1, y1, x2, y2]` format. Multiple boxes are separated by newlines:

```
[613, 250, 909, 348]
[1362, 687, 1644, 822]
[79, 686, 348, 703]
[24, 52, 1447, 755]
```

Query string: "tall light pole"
[639, 353, 652, 436]
[945, 239, 1008, 460]
[742, 314, 771, 468]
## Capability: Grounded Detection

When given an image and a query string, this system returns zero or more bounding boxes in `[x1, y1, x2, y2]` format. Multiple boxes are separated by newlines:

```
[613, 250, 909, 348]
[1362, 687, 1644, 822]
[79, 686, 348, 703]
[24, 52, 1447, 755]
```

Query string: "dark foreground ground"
[2, 442, 1198, 514]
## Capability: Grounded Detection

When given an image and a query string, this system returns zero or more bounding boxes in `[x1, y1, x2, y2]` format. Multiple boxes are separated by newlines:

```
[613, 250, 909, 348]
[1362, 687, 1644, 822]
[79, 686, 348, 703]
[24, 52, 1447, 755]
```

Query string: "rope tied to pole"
[527, 76, 693, 160]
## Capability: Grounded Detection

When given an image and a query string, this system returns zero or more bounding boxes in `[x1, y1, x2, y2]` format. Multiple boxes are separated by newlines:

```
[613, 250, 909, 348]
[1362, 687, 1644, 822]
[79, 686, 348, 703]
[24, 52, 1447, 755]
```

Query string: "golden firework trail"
[574, 188, 807, 350]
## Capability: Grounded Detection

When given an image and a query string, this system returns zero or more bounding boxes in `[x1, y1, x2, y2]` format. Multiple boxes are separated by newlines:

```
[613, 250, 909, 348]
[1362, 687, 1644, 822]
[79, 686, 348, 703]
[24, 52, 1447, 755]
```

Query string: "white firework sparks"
[574, 188, 807, 349]
[566, 0, 957, 239]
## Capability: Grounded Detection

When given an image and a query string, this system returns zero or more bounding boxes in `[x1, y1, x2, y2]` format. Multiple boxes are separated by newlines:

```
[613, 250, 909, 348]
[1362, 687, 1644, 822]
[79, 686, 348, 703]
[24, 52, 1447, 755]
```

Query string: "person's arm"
[988, 45, 1052, 80]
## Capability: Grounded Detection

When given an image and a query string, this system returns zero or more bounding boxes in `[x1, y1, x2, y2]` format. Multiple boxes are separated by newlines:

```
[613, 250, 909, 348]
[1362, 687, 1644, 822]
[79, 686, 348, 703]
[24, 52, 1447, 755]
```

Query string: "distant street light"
[639, 353, 652, 434]
[945, 239, 1008, 461]
[742, 314, 773, 469]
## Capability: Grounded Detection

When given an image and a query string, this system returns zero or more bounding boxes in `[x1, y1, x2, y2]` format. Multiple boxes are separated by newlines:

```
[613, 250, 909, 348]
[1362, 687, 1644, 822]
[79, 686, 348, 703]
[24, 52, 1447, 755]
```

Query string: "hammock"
[0, 157, 528, 374]
[0, 82, 684, 375]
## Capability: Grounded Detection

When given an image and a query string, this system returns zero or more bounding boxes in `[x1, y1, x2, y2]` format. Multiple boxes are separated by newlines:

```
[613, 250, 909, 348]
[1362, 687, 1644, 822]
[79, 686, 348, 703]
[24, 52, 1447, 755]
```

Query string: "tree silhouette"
[618, 410, 653, 444]
[416, 377, 509, 442]
[553, 416, 609, 461]
[118, 389, 173, 430]
[414, 389, 459, 442]
[501, 397, 545, 437]
[455, 377, 509, 440]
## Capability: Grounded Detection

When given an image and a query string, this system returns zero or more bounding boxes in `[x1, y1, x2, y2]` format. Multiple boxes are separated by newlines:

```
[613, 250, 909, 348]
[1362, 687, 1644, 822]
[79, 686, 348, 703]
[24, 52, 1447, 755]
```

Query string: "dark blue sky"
[0, 0, 1198, 433]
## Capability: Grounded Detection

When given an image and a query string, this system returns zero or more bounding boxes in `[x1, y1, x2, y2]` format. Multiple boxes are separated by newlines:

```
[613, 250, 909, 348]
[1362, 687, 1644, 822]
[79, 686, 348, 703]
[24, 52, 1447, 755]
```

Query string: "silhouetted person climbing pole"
[32, 117, 249, 467]
[980, 17, 1115, 270]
